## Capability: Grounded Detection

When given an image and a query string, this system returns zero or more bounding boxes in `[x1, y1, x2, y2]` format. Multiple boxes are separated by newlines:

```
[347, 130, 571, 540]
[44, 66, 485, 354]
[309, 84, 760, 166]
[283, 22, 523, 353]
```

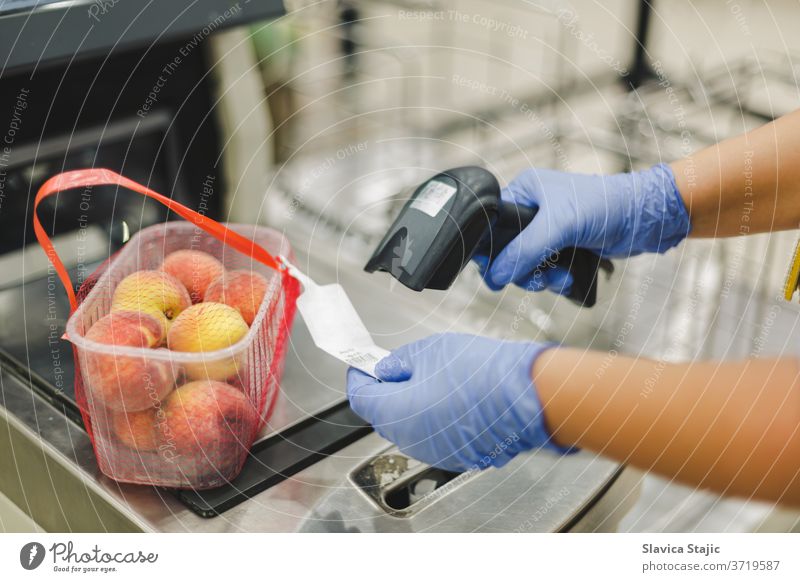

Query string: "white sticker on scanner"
[409, 180, 457, 217]
[280, 257, 389, 377]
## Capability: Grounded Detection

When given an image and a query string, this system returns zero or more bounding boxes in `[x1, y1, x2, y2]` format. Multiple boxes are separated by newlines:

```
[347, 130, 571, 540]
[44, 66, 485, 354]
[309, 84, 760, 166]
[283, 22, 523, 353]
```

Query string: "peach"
[204, 270, 270, 326]
[160, 380, 257, 480]
[112, 408, 158, 451]
[82, 311, 175, 411]
[85, 309, 164, 347]
[161, 250, 224, 304]
[110, 270, 191, 339]
[166, 302, 249, 380]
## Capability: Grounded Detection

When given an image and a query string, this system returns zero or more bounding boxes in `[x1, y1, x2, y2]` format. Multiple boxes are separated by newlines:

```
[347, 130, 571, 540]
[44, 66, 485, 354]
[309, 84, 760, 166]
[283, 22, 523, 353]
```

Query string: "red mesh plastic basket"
[33, 169, 299, 489]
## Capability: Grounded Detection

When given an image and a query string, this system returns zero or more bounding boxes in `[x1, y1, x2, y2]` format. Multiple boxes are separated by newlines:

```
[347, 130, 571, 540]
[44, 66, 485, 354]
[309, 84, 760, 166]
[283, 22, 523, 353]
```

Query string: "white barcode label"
[282, 257, 390, 377]
[335, 346, 391, 376]
[410, 180, 457, 217]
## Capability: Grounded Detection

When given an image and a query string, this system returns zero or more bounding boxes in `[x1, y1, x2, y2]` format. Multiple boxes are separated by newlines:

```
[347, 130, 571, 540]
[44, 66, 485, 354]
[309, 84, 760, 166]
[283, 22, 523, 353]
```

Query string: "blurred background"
[1, 0, 799, 533]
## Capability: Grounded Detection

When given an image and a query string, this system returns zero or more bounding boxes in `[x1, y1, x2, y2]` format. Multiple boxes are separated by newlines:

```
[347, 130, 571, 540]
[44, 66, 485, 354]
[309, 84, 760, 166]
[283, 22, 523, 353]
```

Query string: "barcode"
[339, 348, 379, 366]
[410, 180, 457, 217]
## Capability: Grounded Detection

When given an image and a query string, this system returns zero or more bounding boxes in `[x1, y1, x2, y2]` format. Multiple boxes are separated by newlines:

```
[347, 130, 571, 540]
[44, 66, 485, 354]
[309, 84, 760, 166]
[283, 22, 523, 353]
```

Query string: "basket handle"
[33, 168, 282, 313]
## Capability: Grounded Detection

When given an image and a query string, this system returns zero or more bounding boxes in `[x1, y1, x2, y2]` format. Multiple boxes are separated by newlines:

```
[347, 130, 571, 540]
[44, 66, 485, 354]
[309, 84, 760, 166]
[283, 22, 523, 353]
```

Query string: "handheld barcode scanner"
[365, 166, 613, 307]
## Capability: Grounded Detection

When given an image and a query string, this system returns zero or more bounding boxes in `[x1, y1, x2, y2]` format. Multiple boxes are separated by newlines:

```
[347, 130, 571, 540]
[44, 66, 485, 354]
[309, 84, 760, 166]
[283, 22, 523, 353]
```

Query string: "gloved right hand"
[476, 163, 691, 293]
[347, 333, 572, 473]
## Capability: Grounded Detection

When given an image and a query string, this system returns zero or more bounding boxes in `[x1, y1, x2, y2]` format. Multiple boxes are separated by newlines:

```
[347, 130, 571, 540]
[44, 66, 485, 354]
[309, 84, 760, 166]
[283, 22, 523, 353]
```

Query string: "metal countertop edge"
[0, 366, 154, 532]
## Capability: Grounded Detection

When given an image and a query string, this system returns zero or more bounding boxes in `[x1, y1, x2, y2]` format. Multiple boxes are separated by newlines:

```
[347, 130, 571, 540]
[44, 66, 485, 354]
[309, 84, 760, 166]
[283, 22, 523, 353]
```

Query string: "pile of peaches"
[81, 249, 272, 476]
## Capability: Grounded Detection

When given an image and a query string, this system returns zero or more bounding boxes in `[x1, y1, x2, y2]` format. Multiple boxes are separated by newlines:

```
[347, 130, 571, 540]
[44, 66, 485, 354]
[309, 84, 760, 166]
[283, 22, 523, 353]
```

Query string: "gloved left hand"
[346, 333, 573, 473]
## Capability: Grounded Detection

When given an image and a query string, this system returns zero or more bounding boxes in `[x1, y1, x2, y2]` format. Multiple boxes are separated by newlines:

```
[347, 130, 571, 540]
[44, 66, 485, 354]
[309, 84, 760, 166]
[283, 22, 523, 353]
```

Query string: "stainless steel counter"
[0, 237, 634, 532]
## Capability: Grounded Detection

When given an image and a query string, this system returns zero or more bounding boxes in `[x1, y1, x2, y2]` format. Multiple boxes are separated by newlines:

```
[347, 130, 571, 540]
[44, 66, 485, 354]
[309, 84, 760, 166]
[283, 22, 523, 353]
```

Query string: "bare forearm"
[533, 348, 800, 506]
[672, 108, 800, 237]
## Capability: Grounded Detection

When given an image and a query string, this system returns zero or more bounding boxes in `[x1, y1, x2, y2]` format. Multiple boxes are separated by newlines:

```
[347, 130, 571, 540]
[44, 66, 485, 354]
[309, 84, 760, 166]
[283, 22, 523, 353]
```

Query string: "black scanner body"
[364, 166, 611, 307]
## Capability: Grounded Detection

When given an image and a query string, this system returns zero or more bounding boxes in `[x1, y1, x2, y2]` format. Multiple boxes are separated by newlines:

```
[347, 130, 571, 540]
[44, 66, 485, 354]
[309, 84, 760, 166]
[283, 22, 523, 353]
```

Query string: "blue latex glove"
[347, 333, 573, 473]
[477, 163, 691, 292]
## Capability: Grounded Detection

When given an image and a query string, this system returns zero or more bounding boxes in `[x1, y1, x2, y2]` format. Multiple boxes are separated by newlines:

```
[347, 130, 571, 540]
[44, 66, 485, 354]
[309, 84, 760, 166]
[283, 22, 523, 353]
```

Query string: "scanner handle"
[482, 201, 613, 308]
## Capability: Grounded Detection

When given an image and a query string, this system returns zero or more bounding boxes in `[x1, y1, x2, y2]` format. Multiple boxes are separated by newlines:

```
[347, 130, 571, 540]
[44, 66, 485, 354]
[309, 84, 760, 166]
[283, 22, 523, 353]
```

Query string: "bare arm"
[553, 112, 800, 504]
[533, 349, 800, 506]
[672, 108, 800, 237]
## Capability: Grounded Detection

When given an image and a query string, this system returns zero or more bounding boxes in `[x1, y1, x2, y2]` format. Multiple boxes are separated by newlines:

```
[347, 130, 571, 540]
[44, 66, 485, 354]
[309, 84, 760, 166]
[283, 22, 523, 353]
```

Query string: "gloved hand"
[346, 333, 573, 473]
[476, 163, 691, 293]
